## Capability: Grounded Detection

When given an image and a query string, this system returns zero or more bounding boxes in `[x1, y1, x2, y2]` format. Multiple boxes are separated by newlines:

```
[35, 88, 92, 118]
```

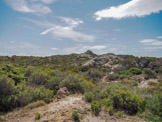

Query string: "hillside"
[0, 51, 162, 122]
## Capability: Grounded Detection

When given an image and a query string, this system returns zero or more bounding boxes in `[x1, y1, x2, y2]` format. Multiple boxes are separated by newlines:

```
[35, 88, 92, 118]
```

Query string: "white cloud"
[51, 47, 59, 50]
[140, 38, 162, 52]
[157, 36, 162, 39]
[32, 0, 56, 4]
[140, 39, 157, 43]
[24, 18, 95, 42]
[6, 0, 53, 14]
[113, 29, 120, 32]
[83, 45, 107, 50]
[140, 39, 162, 46]
[41, 26, 95, 42]
[95, 0, 162, 20]
[59, 17, 83, 28]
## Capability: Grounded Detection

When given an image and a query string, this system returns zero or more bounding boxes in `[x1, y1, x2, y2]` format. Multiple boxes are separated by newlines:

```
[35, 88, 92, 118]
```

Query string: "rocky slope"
[0, 95, 146, 122]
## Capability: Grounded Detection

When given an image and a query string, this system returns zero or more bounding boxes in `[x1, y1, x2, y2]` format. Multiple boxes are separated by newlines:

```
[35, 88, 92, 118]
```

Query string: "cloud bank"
[95, 0, 162, 20]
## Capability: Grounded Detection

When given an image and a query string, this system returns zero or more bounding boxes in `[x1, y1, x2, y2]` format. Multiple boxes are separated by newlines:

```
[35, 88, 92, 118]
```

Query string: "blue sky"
[0, 0, 162, 57]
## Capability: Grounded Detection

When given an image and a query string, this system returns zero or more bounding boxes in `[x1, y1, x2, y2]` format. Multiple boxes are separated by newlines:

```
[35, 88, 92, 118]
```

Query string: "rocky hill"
[0, 51, 161, 122]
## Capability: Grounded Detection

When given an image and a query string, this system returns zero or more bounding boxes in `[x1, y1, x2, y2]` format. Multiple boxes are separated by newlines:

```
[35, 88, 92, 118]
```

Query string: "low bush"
[14, 86, 53, 108]
[60, 73, 93, 93]
[0, 76, 18, 111]
[106, 73, 119, 81]
[144, 68, 156, 78]
[24, 66, 34, 77]
[84, 92, 94, 102]
[28, 71, 48, 86]
[45, 76, 61, 94]
[146, 94, 162, 118]
[85, 83, 145, 115]
[35, 112, 41, 120]
[129, 67, 142, 75]
[72, 111, 80, 122]
[110, 89, 145, 114]
[119, 70, 133, 78]
[116, 111, 123, 117]
[88, 69, 103, 79]
[106, 68, 142, 81]
[107, 105, 114, 115]
[91, 100, 101, 116]
[119, 67, 142, 78]
[100, 98, 113, 107]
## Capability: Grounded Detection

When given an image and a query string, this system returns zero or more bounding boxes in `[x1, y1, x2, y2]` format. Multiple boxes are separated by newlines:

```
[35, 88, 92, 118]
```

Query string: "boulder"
[56, 87, 69, 99]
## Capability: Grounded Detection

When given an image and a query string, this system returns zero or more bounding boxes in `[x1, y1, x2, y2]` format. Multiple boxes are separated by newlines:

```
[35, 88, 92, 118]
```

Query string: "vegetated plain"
[0, 50, 161, 122]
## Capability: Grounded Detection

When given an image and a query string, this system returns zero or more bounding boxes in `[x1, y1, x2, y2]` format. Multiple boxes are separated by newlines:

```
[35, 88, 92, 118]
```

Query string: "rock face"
[56, 87, 69, 99]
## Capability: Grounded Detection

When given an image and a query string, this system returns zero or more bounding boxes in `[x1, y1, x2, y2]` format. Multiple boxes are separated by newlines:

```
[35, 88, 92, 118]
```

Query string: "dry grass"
[26, 100, 46, 109]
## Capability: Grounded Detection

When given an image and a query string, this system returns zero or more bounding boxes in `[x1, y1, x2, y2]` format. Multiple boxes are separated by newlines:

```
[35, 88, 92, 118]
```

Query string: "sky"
[0, 0, 162, 57]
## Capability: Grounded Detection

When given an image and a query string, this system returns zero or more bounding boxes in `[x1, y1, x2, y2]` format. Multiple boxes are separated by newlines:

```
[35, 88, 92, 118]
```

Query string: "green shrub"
[84, 92, 94, 102]
[87, 83, 145, 115]
[158, 66, 162, 74]
[0, 76, 17, 111]
[24, 66, 34, 77]
[60, 74, 93, 93]
[106, 73, 119, 81]
[60, 74, 84, 93]
[45, 76, 61, 94]
[32, 86, 53, 103]
[146, 94, 162, 117]
[91, 100, 101, 116]
[28, 71, 48, 86]
[116, 111, 123, 117]
[129, 67, 142, 75]
[119, 70, 133, 78]
[118, 67, 142, 78]
[110, 89, 145, 114]
[107, 105, 114, 115]
[84, 89, 102, 102]
[35, 112, 41, 120]
[72, 111, 80, 122]
[143, 112, 162, 122]
[16, 86, 53, 106]
[88, 69, 103, 79]
[101, 98, 113, 107]
[99, 83, 128, 98]
[144, 68, 156, 78]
